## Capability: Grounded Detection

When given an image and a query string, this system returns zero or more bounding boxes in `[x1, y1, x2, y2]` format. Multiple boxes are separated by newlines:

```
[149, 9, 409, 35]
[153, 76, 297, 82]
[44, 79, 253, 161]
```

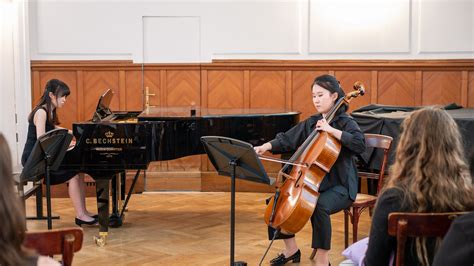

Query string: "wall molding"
[32, 59, 474, 71]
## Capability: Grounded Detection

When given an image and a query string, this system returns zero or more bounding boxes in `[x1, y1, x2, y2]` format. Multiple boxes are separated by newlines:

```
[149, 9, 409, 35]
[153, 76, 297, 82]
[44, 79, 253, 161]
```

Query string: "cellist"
[254, 74, 366, 265]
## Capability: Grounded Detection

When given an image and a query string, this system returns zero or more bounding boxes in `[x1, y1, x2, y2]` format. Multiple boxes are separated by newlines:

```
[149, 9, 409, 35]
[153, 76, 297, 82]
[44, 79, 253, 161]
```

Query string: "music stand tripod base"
[201, 136, 271, 266]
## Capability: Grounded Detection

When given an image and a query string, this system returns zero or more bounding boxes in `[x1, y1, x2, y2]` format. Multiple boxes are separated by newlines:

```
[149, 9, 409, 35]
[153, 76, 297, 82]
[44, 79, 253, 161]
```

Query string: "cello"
[260, 82, 365, 236]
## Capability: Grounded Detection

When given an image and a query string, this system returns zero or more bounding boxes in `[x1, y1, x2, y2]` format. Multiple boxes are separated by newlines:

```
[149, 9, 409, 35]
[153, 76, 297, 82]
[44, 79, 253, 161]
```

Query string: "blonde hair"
[0, 134, 30, 265]
[385, 107, 474, 265]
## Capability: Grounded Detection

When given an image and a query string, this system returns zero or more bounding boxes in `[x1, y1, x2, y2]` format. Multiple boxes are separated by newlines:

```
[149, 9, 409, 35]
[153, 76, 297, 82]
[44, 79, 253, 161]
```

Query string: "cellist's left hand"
[316, 119, 333, 133]
[316, 119, 342, 139]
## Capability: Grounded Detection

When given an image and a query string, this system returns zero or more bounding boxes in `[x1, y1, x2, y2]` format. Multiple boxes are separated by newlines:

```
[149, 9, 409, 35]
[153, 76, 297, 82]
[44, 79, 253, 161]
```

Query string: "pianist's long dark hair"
[28, 79, 70, 126]
[0, 134, 35, 265]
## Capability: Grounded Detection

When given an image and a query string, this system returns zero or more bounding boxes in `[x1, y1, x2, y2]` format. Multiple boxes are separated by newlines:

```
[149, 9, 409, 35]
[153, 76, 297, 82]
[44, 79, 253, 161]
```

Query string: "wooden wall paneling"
[469, 71, 474, 107]
[80, 71, 122, 192]
[201, 172, 273, 192]
[285, 71, 292, 110]
[249, 71, 286, 109]
[201, 70, 208, 108]
[415, 71, 423, 106]
[48, 173, 144, 198]
[204, 70, 246, 171]
[29, 59, 474, 193]
[147, 162, 162, 176]
[160, 70, 167, 107]
[144, 69, 161, 107]
[77, 71, 84, 121]
[143, 70, 160, 108]
[207, 70, 244, 108]
[165, 155, 201, 172]
[75, 70, 88, 192]
[334, 71, 372, 112]
[244, 71, 250, 108]
[378, 71, 416, 106]
[119, 71, 126, 110]
[249, 71, 286, 173]
[144, 70, 164, 175]
[145, 171, 201, 192]
[166, 70, 200, 107]
[124, 70, 146, 192]
[165, 70, 201, 172]
[422, 71, 462, 105]
[461, 71, 468, 107]
[39, 71, 78, 129]
[31, 71, 41, 109]
[370, 71, 378, 104]
[125, 71, 144, 111]
[292, 71, 328, 120]
[200, 70, 209, 172]
[83, 71, 120, 120]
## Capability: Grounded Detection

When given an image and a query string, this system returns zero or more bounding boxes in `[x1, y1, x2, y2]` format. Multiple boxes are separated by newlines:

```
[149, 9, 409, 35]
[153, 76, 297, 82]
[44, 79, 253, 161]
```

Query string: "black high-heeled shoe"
[270, 249, 301, 265]
[75, 217, 98, 226]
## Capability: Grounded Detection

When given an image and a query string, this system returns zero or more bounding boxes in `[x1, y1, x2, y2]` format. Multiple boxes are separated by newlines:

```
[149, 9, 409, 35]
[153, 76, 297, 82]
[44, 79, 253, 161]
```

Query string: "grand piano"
[61, 90, 300, 245]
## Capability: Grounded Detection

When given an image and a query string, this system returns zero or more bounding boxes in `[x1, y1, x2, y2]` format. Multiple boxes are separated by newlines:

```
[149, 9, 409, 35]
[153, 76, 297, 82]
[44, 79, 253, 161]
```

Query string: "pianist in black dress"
[21, 79, 97, 226]
[254, 74, 366, 265]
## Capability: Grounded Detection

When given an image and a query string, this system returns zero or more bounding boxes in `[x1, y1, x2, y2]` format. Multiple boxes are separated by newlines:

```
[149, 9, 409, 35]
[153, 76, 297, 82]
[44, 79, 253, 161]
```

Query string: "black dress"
[267, 112, 366, 249]
[21, 107, 78, 185]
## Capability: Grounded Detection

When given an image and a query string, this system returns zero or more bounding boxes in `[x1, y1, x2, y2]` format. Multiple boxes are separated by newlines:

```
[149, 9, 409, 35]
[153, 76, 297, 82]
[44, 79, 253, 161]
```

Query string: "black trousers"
[268, 185, 352, 250]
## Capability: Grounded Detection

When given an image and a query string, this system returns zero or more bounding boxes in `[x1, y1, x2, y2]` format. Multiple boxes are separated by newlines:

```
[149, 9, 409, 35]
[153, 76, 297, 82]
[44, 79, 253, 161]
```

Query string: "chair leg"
[309, 249, 316, 260]
[45, 166, 53, 230]
[369, 206, 374, 217]
[63, 234, 75, 266]
[17, 182, 27, 228]
[17, 182, 26, 210]
[352, 207, 360, 243]
[35, 183, 44, 218]
[344, 209, 350, 248]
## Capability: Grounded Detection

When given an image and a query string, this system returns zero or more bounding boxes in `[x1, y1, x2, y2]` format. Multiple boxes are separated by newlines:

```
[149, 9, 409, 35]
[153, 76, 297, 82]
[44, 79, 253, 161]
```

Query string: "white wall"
[1, 0, 31, 170]
[4, 0, 471, 172]
[28, 0, 474, 63]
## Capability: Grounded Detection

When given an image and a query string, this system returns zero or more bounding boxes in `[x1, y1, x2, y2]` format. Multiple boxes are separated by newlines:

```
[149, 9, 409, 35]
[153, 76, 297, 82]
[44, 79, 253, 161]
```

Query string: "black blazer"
[269, 113, 365, 200]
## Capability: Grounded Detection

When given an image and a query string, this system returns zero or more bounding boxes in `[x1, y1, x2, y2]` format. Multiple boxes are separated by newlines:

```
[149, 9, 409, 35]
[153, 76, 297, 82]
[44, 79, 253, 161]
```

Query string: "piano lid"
[139, 106, 299, 120]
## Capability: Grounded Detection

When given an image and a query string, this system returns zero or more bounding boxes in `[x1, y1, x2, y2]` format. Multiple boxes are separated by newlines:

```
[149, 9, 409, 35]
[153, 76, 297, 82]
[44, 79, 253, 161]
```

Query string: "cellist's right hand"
[254, 142, 272, 155]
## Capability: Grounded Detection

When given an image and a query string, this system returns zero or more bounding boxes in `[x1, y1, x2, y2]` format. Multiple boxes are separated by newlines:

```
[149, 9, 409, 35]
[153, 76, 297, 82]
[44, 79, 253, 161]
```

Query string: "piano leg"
[110, 173, 123, 228]
[94, 179, 110, 247]
[120, 171, 126, 201]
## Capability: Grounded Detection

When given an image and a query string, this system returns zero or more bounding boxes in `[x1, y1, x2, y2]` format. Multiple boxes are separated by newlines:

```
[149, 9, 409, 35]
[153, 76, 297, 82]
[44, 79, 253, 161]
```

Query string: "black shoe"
[92, 214, 99, 219]
[270, 249, 301, 265]
[75, 217, 97, 226]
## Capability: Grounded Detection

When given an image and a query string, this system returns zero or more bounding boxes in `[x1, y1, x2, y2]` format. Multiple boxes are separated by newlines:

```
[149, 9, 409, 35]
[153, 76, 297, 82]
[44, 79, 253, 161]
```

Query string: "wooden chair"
[387, 212, 466, 266]
[343, 133, 393, 247]
[309, 134, 393, 259]
[24, 227, 84, 266]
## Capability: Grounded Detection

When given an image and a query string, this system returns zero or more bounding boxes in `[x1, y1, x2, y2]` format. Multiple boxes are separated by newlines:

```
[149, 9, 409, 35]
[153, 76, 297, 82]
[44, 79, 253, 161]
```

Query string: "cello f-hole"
[295, 170, 303, 187]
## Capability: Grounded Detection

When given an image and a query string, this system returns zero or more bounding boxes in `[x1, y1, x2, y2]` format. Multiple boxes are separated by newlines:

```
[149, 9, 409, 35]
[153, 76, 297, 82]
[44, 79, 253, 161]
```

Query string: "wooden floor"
[26, 192, 372, 265]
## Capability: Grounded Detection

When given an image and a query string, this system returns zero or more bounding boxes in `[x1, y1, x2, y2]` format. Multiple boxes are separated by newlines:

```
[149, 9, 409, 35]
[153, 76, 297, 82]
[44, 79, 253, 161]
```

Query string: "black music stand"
[20, 129, 73, 229]
[201, 136, 272, 266]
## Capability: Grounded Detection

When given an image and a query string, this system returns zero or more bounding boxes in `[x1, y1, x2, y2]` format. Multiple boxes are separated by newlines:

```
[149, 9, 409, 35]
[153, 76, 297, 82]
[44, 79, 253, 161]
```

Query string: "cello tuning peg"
[353, 81, 366, 96]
